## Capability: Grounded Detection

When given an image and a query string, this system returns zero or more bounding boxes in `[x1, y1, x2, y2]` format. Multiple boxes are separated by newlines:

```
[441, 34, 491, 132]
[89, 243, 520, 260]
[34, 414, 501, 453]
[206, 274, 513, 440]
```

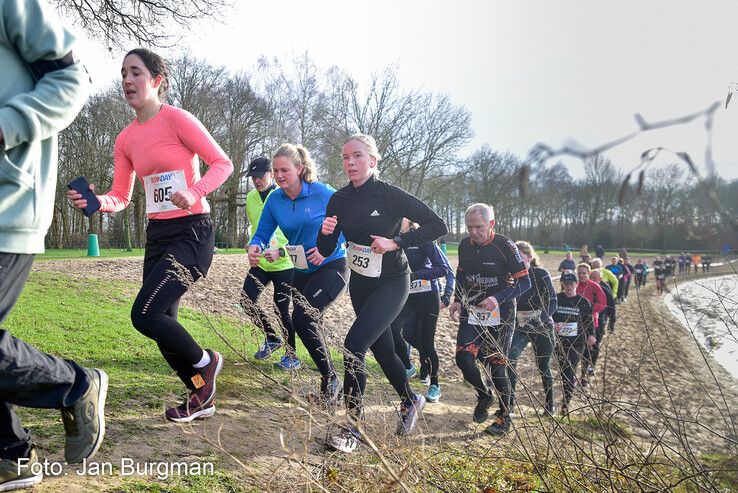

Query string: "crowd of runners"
[0, 3, 727, 489]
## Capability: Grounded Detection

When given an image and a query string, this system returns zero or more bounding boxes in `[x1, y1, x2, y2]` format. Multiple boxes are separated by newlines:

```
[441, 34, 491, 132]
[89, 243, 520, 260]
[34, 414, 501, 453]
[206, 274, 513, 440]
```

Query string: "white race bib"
[516, 309, 541, 326]
[285, 245, 309, 270]
[144, 170, 187, 214]
[468, 306, 501, 327]
[635, 269, 643, 274]
[554, 322, 578, 337]
[347, 242, 382, 278]
[409, 279, 432, 294]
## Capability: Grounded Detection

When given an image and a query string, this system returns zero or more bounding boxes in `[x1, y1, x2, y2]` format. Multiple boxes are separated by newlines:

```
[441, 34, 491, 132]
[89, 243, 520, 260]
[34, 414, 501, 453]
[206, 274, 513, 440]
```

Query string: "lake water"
[664, 275, 738, 381]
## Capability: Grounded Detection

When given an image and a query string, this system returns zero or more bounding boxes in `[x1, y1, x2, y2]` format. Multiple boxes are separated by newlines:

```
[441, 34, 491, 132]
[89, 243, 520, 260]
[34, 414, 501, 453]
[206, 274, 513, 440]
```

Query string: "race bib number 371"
[347, 242, 382, 278]
[144, 170, 187, 214]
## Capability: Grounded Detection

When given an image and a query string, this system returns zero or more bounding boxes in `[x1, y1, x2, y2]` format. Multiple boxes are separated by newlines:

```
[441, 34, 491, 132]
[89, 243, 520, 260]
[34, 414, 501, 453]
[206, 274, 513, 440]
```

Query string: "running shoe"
[62, 368, 108, 464]
[166, 350, 222, 423]
[405, 364, 417, 379]
[484, 414, 511, 436]
[473, 396, 494, 424]
[418, 374, 431, 386]
[275, 354, 301, 370]
[0, 448, 43, 492]
[328, 426, 361, 453]
[254, 339, 282, 360]
[307, 374, 341, 408]
[426, 384, 441, 403]
[586, 366, 595, 377]
[397, 393, 426, 435]
[543, 403, 556, 418]
[579, 375, 589, 388]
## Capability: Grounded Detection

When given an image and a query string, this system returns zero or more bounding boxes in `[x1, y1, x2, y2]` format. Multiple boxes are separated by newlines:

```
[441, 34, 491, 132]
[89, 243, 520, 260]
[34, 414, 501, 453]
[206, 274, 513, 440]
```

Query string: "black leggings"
[242, 266, 296, 351]
[583, 322, 606, 372]
[556, 334, 584, 405]
[343, 273, 413, 418]
[131, 215, 214, 390]
[391, 290, 441, 385]
[290, 259, 347, 380]
[508, 322, 554, 410]
[456, 304, 514, 414]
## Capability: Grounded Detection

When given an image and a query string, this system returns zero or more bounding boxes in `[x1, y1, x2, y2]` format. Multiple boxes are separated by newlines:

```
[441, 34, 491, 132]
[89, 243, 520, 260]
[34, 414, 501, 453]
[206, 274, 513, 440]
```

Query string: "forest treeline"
[51, 54, 738, 253]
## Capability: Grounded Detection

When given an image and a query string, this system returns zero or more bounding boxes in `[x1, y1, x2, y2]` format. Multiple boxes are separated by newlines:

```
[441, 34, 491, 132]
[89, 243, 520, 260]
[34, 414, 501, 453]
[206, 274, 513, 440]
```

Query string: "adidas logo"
[370, 210, 380, 216]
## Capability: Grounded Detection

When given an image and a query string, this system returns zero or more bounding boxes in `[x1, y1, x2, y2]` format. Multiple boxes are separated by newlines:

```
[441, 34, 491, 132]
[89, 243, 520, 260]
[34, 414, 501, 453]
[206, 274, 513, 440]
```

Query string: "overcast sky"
[74, 0, 738, 180]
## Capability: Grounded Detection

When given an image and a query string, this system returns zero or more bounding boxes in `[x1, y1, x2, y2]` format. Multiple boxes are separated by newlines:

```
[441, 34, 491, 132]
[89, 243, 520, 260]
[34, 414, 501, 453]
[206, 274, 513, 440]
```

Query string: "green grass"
[37, 247, 248, 260]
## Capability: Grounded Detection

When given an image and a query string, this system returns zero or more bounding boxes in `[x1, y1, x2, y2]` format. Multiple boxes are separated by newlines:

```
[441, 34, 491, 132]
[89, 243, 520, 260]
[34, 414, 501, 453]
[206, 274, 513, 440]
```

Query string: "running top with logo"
[404, 241, 453, 293]
[552, 292, 593, 338]
[245, 184, 292, 272]
[453, 233, 531, 315]
[575, 279, 606, 329]
[634, 262, 647, 276]
[558, 259, 576, 273]
[316, 174, 447, 278]
[98, 104, 233, 219]
[250, 180, 346, 274]
[517, 266, 557, 325]
[605, 263, 624, 280]
[652, 259, 664, 273]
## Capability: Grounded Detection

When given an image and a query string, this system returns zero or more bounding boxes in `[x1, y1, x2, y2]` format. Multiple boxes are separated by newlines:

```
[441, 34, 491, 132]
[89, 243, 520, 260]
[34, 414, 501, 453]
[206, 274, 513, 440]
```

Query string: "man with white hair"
[449, 203, 531, 436]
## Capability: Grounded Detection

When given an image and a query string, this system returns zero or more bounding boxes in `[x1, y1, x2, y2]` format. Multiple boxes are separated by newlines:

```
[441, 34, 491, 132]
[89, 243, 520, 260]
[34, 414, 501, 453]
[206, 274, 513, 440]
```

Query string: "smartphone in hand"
[67, 176, 101, 217]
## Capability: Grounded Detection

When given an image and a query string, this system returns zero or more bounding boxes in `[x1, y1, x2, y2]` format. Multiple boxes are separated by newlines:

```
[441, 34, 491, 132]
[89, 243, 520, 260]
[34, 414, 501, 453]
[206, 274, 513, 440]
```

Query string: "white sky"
[74, 0, 738, 180]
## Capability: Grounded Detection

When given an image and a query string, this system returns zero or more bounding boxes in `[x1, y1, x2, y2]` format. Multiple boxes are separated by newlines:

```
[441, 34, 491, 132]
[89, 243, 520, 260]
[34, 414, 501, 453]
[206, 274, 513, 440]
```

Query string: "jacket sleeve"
[0, 0, 90, 149]
[540, 269, 558, 320]
[248, 195, 278, 250]
[391, 186, 448, 248]
[316, 192, 343, 257]
[411, 242, 452, 281]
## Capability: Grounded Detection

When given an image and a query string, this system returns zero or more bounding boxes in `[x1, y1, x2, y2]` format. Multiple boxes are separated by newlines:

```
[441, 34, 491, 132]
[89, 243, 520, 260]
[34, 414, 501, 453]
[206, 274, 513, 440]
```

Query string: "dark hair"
[125, 48, 170, 98]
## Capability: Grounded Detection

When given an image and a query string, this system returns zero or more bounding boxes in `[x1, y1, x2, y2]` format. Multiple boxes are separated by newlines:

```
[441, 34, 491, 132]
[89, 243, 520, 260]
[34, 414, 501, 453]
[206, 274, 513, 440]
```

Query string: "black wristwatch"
[278, 247, 285, 257]
[392, 234, 404, 248]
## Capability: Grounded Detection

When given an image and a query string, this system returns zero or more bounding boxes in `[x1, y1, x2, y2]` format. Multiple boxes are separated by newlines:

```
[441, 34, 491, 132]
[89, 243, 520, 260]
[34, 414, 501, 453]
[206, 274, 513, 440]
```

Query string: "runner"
[591, 258, 618, 299]
[554, 273, 595, 415]
[620, 257, 633, 302]
[248, 144, 347, 403]
[580, 244, 589, 263]
[242, 157, 297, 369]
[574, 263, 606, 388]
[595, 244, 605, 260]
[558, 252, 576, 274]
[692, 253, 702, 274]
[389, 219, 452, 403]
[1, 3, 107, 489]
[664, 255, 676, 277]
[68, 48, 232, 423]
[508, 241, 558, 417]
[678, 252, 688, 275]
[448, 203, 531, 436]
[318, 134, 447, 452]
[655, 262, 668, 295]
[591, 269, 617, 334]
[583, 269, 614, 380]
[605, 256, 625, 302]
[634, 258, 647, 289]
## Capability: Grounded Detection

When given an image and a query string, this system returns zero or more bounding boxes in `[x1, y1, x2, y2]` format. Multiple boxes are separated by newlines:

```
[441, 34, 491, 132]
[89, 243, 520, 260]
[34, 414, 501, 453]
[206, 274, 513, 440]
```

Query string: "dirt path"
[29, 255, 738, 491]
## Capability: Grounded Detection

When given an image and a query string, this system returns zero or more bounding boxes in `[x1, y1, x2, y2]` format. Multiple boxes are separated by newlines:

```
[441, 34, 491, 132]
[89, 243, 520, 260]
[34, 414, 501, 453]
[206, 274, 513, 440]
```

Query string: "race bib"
[554, 322, 578, 337]
[409, 279, 432, 294]
[635, 269, 643, 274]
[347, 242, 382, 278]
[144, 170, 187, 214]
[516, 309, 541, 326]
[285, 245, 309, 270]
[468, 306, 501, 327]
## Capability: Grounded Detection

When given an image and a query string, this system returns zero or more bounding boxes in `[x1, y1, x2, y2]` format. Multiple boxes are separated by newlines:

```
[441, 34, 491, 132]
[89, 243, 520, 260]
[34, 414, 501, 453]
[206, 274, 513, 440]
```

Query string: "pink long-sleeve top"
[98, 104, 233, 219]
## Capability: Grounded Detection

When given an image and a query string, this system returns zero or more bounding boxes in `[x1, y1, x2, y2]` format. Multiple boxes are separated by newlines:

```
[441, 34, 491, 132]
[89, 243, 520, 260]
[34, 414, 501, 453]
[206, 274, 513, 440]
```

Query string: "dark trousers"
[242, 266, 296, 351]
[130, 215, 214, 390]
[391, 290, 441, 385]
[343, 273, 413, 418]
[556, 334, 584, 405]
[0, 253, 89, 460]
[583, 322, 606, 372]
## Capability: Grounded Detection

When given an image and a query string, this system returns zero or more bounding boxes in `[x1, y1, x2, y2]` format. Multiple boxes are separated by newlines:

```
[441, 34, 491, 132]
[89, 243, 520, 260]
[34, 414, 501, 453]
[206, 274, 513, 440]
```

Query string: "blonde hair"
[515, 240, 539, 267]
[344, 133, 382, 161]
[590, 258, 603, 268]
[273, 143, 317, 183]
[577, 262, 591, 272]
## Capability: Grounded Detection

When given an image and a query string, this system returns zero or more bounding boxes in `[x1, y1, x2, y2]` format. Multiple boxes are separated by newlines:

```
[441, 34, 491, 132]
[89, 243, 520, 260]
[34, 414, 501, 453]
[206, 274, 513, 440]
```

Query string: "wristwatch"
[392, 234, 404, 248]
[278, 248, 285, 257]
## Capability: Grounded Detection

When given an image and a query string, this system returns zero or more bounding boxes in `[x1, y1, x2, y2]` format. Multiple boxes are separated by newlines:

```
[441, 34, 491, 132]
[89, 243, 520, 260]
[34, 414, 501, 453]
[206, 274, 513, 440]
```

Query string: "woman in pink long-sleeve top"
[69, 48, 233, 423]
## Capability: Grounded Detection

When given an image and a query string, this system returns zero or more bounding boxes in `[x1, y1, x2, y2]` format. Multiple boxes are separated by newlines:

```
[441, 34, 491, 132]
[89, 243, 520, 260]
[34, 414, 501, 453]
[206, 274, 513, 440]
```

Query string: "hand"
[322, 215, 337, 235]
[247, 245, 262, 267]
[440, 297, 450, 310]
[369, 235, 399, 254]
[480, 296, 498, 311]
[170, 190, 197, 210]
[67, 183, 96, 210]
[449, 302, 461, 322]
[306, 246, 325, 266]
[263, 249, 279, 262]
[586, 335, 596, 347]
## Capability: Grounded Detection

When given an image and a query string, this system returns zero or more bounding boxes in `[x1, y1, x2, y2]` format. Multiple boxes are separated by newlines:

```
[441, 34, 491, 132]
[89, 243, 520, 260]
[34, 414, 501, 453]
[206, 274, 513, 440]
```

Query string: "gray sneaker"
[62, 368, 108, 464]
[0, 448, 42, 492]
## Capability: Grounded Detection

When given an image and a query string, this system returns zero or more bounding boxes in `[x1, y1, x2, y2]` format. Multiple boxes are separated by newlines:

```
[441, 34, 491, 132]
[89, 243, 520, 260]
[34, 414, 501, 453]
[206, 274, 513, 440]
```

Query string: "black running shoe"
[473, 396, 494, 424]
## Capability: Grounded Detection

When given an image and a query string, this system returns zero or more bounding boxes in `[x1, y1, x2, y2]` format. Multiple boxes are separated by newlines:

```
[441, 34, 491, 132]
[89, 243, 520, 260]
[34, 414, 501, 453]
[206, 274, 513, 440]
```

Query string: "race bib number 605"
[144, 170, 187, 214]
